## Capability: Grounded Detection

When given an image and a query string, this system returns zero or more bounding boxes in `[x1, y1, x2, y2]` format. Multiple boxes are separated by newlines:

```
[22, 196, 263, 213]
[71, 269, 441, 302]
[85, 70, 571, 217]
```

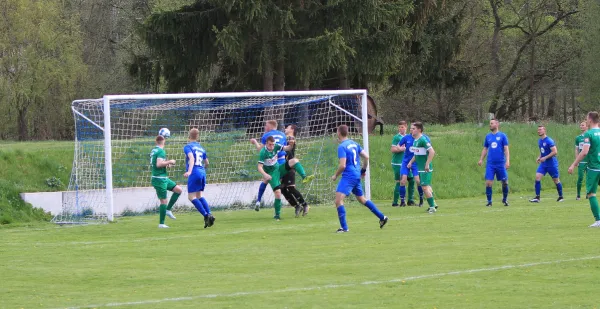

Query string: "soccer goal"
[53, 90, 372, 223]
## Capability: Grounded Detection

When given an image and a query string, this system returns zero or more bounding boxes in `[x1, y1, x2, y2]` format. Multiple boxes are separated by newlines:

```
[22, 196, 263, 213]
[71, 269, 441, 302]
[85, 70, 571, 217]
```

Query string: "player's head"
[489, 119, 499, 132]
[580, 120, 588, 132]
[189, 128, 199, 141]
[265, 120, 278, 132]
[155, 135, 165, 146]
[411, 122, 424, 137]
[398, 121, 407, 134]
[265, 135, 276, 151]
[537, 125, 546, 137]
[587, 111, 599, 127]
[337, 125, 349, 142]
[285, 124, 297, 137]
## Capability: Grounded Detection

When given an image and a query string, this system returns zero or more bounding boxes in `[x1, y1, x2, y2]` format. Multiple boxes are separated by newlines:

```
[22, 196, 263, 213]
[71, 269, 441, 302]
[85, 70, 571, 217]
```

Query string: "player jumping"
[391, 121, 416, 206]
[530, 125, 564, 203]
[568, 111, 600, 227]
[407, 122, 438, 214]
[575, 121, 588, 200]
[478, 119, 510, 207]
[331, 125, 388, 233]
[150, 135, 183, 229]
[183, 128, 215, 228]
[281, 124, 310, 217]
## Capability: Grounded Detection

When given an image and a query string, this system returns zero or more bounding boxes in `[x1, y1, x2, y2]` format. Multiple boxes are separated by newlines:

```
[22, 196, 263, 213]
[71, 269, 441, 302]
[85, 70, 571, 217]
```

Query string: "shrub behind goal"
[54, 90, 372, 223]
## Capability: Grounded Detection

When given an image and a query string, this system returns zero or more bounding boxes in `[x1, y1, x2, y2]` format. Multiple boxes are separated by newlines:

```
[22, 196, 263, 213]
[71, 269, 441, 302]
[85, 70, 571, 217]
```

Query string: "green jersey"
[575, 134, 587, 164]
[411, 135, 433, 172]
[259, 144, 282, 173]
[391, 133, 406, 165]
[583, 128, 600, 171]
[150, 146, 168, 178]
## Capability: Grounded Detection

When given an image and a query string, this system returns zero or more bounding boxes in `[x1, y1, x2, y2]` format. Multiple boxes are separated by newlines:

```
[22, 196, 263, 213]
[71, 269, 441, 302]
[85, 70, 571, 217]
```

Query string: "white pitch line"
[56, 255, 600, 309]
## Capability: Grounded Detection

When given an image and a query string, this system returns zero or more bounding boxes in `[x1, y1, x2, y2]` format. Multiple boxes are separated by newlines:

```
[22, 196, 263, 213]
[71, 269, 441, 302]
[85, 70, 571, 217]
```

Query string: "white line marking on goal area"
[56, 255, 600, 309]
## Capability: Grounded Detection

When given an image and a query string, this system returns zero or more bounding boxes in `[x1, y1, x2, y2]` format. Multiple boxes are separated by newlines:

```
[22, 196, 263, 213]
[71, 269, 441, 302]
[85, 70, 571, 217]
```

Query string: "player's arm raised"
[250, 138, 263, 151]
[183, 152, 194, 178]
[569, 143, 590, 174]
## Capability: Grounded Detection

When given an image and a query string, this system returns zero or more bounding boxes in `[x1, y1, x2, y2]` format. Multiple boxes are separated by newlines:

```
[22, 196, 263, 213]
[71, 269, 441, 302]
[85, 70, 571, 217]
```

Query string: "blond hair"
[189, 128, 199, 140]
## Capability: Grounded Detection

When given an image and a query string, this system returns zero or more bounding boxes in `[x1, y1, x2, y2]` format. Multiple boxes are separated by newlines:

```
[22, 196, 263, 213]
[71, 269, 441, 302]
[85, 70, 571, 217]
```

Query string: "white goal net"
[53, 90, 371, 223]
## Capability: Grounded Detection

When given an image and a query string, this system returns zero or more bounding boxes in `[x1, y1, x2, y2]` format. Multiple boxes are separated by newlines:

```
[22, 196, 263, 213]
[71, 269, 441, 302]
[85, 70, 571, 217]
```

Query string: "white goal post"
[55, 90, 371, 223]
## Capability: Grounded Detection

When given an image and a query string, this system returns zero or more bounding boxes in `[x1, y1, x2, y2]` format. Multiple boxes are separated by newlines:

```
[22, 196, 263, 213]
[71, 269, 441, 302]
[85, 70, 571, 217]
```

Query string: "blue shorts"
[336, 177, 364, 197]
[485, 164, 508, 181]
[400, 162, 418, 178]
[188, 171, 207, 193]
[536, 164, 560, 179]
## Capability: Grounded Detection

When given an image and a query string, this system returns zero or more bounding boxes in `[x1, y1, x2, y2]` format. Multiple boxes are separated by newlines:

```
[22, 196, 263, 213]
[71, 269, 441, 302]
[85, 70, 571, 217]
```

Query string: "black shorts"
[281, 169, 296, 187]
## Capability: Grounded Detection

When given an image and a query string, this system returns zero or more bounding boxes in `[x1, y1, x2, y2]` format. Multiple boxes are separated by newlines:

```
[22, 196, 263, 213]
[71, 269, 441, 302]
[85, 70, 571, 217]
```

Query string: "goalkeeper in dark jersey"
[281, 124, 311, 217]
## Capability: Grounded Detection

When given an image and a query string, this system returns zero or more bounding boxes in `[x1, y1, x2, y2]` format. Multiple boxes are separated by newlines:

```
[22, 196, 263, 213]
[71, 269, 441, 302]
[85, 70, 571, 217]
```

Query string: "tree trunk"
[571, 88, 577, 123]
[263, 58, 273, 91]
[527, 36, 535, 119]
[547, 87, 556, 118]
[18, 107, 28, 141]
[490, 0, 502, 76]
[339, 69, 349, 89]
[436, 84, 447, 124]
[563, 89, 568, 124]
[539, 91, 545, 117]
[274, 58, 285, 91]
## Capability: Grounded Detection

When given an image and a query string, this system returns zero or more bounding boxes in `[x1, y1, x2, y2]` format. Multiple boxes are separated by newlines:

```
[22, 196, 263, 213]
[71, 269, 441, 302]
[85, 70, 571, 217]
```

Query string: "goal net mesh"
[53, 93, 366, 223]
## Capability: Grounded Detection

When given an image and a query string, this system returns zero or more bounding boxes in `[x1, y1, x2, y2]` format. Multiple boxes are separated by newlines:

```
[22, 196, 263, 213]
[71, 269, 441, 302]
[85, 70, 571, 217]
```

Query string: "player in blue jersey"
[478, 119, 510, 207]
[250, 120, 313, 211]
[530, 125, 564, 203]
[331, 125, 388, 233]
[183, 128, 215, 228]
[399, 132, 431, 206]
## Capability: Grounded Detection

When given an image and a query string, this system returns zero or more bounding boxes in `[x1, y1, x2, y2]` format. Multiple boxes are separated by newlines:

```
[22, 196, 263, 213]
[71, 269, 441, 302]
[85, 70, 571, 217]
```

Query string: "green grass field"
[1, 191, 600, 308]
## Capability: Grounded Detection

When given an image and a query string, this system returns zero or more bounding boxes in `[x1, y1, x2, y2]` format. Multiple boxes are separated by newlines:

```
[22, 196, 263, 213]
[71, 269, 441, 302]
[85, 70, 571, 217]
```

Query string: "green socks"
[294, 162, 307, 178]
[159, 204, 167, 224]
[590, 196, 600, 221]
[393, 183, 400, 204]
[427, 197, 435, 208]
[408, 178, 415, 202]
[167, 192, 180, 210]
[274, 198, 282, 216]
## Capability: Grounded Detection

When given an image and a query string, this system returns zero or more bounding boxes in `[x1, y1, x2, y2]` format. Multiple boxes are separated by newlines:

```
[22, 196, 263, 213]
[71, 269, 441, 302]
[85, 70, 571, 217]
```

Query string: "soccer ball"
[158, 128, 171, 138]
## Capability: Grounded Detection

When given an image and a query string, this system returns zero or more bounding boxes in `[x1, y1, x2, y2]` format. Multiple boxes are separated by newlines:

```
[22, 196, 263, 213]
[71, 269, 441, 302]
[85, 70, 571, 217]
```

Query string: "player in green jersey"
[574, 121, 588, 200]
[258, 135, 295, 220]
[391, 121, 415, 206]
[407, 122, 438, 214]
[569, 111, 600, 227]
[150, 135, 183, 228]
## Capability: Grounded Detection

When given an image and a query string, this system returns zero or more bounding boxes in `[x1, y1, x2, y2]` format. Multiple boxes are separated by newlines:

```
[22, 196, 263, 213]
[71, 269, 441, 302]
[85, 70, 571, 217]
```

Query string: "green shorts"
[586, 169, 600, 195]
[152, 177, 177, 199]
[279, 164, 290, 178]
[419, 171, 433, 187]
[264, 166, 281, 190]
[392, 165, 401, 181]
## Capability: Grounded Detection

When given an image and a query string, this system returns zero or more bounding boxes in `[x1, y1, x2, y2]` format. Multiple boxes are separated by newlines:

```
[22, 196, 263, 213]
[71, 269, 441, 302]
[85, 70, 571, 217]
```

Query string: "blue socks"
[257, 182, 267, 202]
[399, 186, 406, 201]
[192, 199, 207, 217]
[365, 200, 385, 220]
[199, 197, 211, 215]
[337, 206, 348, 230]
[486, 186, 492, 203]
[535, 180, 541, 196]
[418, 186, 424, 199]
[556, 182, 563, 197]
[502, 182, 509, 201]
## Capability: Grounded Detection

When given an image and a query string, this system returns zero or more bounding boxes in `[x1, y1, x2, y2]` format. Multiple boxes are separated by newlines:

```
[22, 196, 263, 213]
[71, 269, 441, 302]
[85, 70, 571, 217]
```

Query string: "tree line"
[0, 0, 598, 140]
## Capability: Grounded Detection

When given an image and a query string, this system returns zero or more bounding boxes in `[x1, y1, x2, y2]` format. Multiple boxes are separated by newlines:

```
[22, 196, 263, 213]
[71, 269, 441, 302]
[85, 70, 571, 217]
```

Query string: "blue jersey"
[261, 130, 287, 164]
[184, 142, 208, 173]
[538, 136, 558, 167]
[338, 139, 363, 179]
[400, 134, 431, 164]
[484, 132, 509, 165]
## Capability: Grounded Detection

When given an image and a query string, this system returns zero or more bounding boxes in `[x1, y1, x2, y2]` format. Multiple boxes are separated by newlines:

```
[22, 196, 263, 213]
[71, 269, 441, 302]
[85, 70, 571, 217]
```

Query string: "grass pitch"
[2, 192, 600, 308]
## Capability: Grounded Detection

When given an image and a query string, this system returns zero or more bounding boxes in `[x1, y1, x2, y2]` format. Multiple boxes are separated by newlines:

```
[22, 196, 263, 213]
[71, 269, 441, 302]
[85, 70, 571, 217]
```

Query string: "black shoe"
[336, 228, 349, 233]
[486, 201, 492, 207]
[407, 201, 416, 206]
[203, 216, 209, 228]
[392, 203, 399, 207]
[208, 215, 215, 227]
[503, 200, 509, 206]
[419, 199, 424, 207]
[400, 201, 406, 207]
[379, 216, 389, 229]
[294, 206, 302, 217]
[557, 196, 564, 202]
[576, 196, 581, 200]
[529, 196, 540, 203]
